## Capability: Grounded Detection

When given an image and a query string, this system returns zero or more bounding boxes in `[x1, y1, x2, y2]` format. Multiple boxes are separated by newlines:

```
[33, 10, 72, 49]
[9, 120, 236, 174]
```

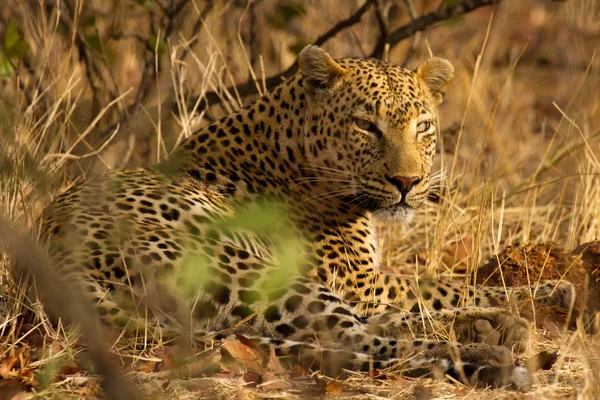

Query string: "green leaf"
[0, 52, 15, 80]
[288, 41, 306, 56]
[4, 20, 20, 49]
[85, 34, 103, 54]
[6, 40, 28, 59]
[268, 3, 306, 30]
[148, 34, 166, 55]
[3, 20, 29, 60]
[443, 0, 461, 7]
[81, 15, 97, 28]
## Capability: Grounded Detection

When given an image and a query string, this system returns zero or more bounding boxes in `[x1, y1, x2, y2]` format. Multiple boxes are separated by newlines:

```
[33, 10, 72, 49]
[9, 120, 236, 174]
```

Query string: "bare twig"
[179, 0, 215, 63]
[371, 0, 391, 59]
[370, 0, 500, 57]
[401, 0, 420, 67]
[94, 0, 215, 149]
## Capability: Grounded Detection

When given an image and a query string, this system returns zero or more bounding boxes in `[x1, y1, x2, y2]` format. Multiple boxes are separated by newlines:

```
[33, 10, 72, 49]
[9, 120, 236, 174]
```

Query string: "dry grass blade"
[0, 219, 137, 400]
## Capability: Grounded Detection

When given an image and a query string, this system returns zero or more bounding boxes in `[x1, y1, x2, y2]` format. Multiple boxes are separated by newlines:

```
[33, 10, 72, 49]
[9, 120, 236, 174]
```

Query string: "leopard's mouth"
[371, 201, 416, 222]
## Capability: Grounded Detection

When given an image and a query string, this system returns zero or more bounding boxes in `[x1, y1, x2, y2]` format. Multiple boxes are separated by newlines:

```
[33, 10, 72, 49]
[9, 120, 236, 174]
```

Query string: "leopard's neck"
[161, 76, 368, 220]
[164, 77, 304, 194]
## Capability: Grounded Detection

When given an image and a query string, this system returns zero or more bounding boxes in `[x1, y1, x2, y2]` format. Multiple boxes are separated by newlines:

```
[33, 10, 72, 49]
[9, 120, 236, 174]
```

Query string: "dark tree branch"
[371, 0, 391, 59]
[370, 0, 499, 58]
[60, 0, 122, 113]
[180, 0, 215, 62]
[184, 0, 499, 112]
[184, 0, 377, 110]
[249, 0, 262, 72]
[401, 0, 419, 67]
[93, 0, 215, 151]
[311, 0, 377, 48]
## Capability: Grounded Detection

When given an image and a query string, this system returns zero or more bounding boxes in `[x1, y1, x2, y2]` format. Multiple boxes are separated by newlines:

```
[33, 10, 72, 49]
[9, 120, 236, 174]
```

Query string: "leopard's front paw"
[420, 343, 532, 390]
[453, 308, 531, 352]
[533, 280, 575, 309]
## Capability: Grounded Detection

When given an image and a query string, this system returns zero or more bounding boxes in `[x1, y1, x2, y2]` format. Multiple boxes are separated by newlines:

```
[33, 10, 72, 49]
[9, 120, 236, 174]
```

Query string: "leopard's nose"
[386, 175, 422, 194]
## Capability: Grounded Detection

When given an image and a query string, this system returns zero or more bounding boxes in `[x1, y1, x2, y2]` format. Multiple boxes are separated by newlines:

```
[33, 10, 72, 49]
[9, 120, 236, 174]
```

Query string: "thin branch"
[370, 0, 500, 57]
[184, 0, 377, 109]
[93, 0, 215, 153]
[371, 0, 390, 59]
[401, 0, 420, 67]
[184, 0, 499, 112]
[312, 0, 377, 48]
[180, 0, 215, 62]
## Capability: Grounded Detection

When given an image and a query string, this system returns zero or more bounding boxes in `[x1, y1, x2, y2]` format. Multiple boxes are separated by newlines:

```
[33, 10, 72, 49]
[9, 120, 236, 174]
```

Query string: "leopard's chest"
[298, 211, 380, 287]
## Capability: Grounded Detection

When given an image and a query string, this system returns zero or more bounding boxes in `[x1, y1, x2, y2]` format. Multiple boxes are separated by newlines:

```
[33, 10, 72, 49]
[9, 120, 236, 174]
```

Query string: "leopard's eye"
[355, 119, 379, 135]
[416, 121, 432, 133]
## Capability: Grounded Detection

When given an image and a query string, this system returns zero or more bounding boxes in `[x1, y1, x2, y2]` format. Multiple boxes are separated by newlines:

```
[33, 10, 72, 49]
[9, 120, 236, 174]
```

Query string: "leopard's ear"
[416, 57, 454, 106]
[299, 45, 348, 100]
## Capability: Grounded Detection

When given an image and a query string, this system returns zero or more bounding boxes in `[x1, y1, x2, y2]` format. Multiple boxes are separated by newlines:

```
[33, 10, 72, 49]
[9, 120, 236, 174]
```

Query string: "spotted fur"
[39, 46, 574, 388]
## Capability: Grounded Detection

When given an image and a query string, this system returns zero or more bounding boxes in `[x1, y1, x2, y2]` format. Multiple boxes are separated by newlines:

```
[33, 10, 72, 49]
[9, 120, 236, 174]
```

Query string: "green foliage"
[288, 41, 307, 56]
[81, 15, 97, 28]
[84, 34, 103, 54]
[442, 0, 461, 7]
[35, 356, 62, 390]
[0, 20, 29, 80]
[148, 34, 167, 55]
[268, 2, 306, 30]
[180, 201, 305, 302]
[131, 0, 154, 8]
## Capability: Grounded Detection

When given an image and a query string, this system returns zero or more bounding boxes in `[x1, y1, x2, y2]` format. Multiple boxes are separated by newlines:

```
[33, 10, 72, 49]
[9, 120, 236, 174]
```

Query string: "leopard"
[38, 45, 574, 389]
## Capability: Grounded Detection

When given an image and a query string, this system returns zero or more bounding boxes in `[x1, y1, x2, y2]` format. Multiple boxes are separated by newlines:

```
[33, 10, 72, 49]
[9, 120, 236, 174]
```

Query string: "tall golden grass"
[0, 0, 599, 398]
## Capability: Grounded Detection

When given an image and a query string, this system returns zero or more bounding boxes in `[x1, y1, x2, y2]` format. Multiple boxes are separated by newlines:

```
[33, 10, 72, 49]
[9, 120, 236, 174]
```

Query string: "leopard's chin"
[371, 202, 416, 223]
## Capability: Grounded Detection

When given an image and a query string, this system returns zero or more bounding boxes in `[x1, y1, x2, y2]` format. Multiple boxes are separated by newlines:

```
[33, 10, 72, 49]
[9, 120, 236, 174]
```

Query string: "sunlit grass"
[0, 0, 599, 398]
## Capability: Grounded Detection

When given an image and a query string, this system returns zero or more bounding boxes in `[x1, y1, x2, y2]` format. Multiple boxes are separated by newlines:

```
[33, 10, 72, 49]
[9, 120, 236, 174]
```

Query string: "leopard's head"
[298, 45, 454, 221]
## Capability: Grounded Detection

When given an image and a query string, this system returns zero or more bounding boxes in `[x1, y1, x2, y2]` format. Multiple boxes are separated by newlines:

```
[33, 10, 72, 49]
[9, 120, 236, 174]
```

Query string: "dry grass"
[1, 0, 599, 398]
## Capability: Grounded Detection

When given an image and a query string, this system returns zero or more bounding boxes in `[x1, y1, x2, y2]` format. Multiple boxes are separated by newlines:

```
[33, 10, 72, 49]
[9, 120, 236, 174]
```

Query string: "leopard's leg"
[365, 307, 531, 352]
[238, 335, 530, 389]
[340, 272, 574, 314]
[243, 277, 529, 387]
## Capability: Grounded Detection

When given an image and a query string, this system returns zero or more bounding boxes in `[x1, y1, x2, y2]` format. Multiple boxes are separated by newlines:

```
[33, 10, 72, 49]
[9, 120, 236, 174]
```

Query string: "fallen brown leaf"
[289, 364, 306, 378]
[0, 380, 27, 400]
[221, 339, 265, 373]
[242, 371, 261, 388]
[155, 346, 179, 371]
[265, 347, 284, 374]
[211, 371, 236, 380]
[260, 373, 291, 390]
[325, 380, 344, 395]
[137, 361, 156, 374]
[0, 356, 19, 379]
[235, 334, 262, 352]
